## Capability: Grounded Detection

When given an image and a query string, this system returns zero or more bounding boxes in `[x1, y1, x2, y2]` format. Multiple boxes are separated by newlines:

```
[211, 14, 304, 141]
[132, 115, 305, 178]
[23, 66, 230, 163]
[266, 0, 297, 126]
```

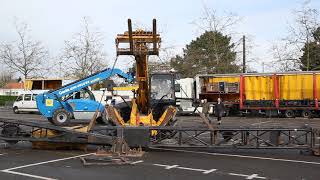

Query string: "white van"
[12, 90, 48, 114]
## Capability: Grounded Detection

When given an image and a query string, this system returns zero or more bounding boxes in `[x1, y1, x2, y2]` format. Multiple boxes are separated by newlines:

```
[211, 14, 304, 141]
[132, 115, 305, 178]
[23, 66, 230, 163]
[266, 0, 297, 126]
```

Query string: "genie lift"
[36, 68, 133, 126]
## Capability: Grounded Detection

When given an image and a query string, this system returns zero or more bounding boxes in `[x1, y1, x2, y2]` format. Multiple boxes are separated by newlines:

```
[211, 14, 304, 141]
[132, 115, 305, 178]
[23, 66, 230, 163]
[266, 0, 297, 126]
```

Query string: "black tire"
[96, 110, 109, 125]
[2, 124, 20, 144]
[47, 118, 54, 124]
[302, 110, 312, 118]
[285, 110, 295, 118]
[52, 109, 70, 126]
[13, 107, 19, 114]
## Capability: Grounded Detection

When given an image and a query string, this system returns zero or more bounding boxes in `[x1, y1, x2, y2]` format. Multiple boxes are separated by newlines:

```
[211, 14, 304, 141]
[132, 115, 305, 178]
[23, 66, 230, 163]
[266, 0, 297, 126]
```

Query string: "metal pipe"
[152, 19, 157, 54]
[128, 19, 133, 53]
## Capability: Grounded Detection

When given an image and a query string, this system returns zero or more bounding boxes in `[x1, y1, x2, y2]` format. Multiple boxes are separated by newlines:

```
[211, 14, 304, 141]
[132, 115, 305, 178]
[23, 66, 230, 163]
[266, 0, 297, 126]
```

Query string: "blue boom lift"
[36, 68, 133, 126]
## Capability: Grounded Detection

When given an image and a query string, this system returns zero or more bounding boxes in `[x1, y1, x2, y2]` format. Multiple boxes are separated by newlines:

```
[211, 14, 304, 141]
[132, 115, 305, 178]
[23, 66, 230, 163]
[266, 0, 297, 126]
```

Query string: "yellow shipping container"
[204, 72, 320, 101]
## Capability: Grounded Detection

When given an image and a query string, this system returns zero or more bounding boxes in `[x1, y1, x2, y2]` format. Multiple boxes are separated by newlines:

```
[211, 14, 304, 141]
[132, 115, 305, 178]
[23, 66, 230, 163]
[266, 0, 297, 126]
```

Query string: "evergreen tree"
[300, 27, 320, 71]
[171, 31, 240, 78]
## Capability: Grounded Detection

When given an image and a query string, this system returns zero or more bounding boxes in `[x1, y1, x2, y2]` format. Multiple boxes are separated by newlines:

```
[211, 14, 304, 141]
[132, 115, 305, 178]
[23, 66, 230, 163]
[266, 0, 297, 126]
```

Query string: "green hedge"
[0, 95, 17, 106]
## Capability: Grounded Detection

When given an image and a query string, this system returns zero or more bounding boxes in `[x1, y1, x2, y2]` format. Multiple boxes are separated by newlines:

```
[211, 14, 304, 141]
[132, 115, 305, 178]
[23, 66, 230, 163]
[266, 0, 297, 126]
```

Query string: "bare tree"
[62, 17, 107, 79]
[273, 0, 319, 71]
[0, 71, 13, 88]
[188, 4, 249, 74]
[0, 22, 48, 80]
[271, 42, 301, 72]
[192, 5, 242, 63]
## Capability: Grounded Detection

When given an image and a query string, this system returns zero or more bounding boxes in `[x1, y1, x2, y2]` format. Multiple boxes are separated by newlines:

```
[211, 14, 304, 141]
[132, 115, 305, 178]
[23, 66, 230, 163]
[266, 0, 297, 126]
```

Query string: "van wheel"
[285, 110, 295, 118]
[52, 109, 70, 126]
[13, 107, 19, 114]
[302, 110, 312, 118]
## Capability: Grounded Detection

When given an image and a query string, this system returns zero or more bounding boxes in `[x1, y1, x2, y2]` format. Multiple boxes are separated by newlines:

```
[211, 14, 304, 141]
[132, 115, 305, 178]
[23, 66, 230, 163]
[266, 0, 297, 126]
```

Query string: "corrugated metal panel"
[245, 76, 274, 100]
[279, 74, 313, 100]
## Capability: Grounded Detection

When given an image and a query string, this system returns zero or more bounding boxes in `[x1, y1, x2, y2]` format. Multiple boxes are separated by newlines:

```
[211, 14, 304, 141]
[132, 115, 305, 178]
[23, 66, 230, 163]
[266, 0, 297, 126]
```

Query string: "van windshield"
[16, 95, 23, 101]
[150, 74, 174, 100]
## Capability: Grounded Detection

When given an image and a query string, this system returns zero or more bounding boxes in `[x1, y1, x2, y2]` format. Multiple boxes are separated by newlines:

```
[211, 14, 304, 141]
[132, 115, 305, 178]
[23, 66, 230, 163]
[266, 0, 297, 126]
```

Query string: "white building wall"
[0, 89, 25, 96]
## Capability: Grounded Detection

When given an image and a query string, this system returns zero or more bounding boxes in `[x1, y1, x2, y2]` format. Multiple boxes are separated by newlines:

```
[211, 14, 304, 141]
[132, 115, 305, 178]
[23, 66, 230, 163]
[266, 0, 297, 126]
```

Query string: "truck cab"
[149, 72, 176, 120]
[113, 72, 177, 122]
[62, 88, 102, 120]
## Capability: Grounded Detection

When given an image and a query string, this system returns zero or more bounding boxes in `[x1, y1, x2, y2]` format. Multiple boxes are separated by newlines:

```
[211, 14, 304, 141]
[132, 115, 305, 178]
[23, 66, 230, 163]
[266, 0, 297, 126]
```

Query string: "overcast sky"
[1, 0, 320, 75]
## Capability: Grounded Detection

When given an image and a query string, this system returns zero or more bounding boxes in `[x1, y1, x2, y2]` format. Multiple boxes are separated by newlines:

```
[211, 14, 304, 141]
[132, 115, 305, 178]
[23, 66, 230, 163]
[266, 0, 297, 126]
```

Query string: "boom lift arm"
[47, 68, 132, 97]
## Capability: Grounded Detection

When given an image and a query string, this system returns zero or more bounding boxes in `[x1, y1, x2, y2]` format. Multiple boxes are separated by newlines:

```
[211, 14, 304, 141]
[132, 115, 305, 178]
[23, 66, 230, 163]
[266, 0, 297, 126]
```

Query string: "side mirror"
[175, 84, 181, 92]
[175, 73, 181, 80]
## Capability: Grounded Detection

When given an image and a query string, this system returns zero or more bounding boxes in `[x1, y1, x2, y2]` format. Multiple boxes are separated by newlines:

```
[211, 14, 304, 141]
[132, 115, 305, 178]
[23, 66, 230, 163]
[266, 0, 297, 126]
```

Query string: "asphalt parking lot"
[0, 108, 320, 180]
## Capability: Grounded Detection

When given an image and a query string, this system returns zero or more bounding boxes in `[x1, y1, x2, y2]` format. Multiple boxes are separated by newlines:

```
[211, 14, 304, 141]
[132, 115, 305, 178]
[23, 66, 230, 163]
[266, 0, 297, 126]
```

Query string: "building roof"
[25, 78, 73, 81]
[4, 82, 24, 89]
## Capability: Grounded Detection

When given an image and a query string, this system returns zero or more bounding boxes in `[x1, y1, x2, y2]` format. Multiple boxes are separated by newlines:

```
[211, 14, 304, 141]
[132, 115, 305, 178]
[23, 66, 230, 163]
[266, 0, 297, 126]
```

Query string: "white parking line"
[131, 160, 144, 165]
[229, 173, 266, 179]
[153, 163, 167, 167]
[1, 153, 95, 180]
[203, 169, 217, 174]
[3, 153, 95, 171]
[229, 173, 248, 177]
[247, 174, 261, 179]
[150, 147, 320, 165]
[177, 166, 204, 172]
[2, 170, 57, 180]
[153, 163, 206, 172]
[153, 163, 266, 179]
[165, 165, 178, 169]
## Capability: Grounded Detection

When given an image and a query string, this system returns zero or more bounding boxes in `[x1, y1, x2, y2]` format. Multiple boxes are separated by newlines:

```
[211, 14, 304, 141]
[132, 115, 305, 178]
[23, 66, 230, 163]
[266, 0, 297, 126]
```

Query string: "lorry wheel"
[302, 110, 312, 118]
[52, 109, 70, 126]
[285, 110, 295, 118]
[13, 107, 19, 114]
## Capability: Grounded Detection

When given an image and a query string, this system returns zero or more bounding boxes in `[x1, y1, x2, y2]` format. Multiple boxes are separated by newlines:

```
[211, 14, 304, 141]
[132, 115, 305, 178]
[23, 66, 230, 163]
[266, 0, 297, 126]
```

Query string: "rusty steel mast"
[116, 19, 161, 114]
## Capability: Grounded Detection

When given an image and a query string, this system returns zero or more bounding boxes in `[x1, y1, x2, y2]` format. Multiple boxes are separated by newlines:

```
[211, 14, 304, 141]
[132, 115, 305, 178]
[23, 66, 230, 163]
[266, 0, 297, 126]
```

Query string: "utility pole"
[242, 35, 246, 73]
[307, 34, 310, 71]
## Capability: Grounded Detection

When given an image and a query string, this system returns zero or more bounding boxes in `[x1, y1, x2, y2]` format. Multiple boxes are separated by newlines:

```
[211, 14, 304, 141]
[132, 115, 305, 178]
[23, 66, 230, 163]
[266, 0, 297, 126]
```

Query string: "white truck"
[175, 77, 215, 115]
